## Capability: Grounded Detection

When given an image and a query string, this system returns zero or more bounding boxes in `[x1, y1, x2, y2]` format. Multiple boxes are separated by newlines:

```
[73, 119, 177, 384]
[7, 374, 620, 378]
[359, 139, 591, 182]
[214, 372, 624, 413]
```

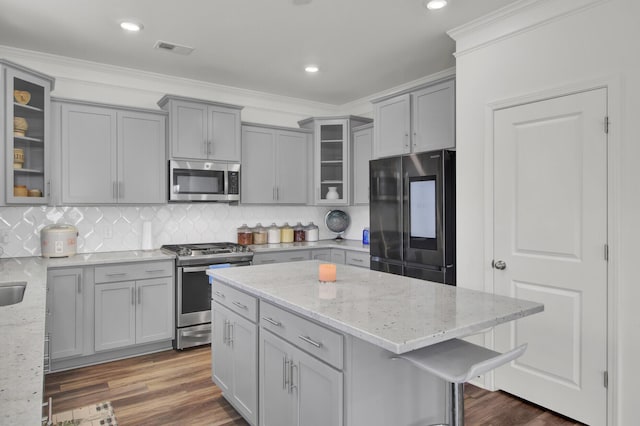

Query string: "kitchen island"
[207, 260, 543, 426]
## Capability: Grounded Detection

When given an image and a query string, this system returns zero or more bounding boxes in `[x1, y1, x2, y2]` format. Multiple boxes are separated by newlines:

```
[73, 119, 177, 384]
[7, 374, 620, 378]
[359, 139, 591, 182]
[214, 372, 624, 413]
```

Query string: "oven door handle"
[181, 266, 212, 273]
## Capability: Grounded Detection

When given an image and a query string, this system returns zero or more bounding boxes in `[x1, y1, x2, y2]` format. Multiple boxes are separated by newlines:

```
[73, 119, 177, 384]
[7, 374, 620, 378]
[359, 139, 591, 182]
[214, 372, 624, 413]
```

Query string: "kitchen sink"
[0, 281, 26, 307]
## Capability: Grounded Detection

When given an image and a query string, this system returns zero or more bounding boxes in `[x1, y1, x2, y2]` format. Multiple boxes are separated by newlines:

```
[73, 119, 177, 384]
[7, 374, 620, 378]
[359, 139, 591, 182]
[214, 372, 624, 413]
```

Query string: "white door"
[493, 88, 608, 425]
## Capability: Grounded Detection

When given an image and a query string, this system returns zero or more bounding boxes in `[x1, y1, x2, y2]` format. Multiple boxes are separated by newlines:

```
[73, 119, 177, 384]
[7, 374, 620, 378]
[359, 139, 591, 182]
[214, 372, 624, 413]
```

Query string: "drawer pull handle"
[232, 301, 248, 310]
[298, 335, 322, 348]
[262, 316, 282, 327]
[214, 291, 225, 299]
[291, 257, 306, 261]
[350, 258, 364, 262]
[145, 269, 165, 273]
[106, 273, 127, 277]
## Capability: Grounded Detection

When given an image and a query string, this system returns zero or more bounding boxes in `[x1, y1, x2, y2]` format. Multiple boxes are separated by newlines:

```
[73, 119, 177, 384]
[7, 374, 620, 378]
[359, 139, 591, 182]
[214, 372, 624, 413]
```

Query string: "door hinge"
[604, 371, 609, 388]
[604, 116, 609, 134]
[604, 244, 609, 261]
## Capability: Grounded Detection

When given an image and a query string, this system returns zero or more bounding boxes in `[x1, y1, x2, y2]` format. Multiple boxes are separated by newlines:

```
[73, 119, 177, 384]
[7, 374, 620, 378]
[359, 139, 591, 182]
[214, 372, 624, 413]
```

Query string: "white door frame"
[481, 75, 621, 426]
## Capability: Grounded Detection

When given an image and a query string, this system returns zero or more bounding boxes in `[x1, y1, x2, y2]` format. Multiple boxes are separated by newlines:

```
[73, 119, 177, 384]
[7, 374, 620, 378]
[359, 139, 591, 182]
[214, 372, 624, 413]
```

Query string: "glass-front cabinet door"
[4, 65, 53, 204]
[315, 119, 348, 205]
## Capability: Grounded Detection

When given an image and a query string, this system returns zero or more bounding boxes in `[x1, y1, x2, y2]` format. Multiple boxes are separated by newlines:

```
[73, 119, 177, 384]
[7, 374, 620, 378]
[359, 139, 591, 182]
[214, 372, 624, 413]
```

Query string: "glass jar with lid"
[252, 223, 268, 245]
[280, 222, 294, 243]
[267, 223, 281, 244]
[305, 222, 319, 242]
[237, 223, 253, 245]
[293, 222, 305, 242]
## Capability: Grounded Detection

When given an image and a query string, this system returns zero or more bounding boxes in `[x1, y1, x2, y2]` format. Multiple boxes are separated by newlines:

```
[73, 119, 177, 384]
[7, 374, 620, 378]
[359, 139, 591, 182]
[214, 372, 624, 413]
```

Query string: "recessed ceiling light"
[120, 21, 143, 32]
[305, 65, 319, 73]
[425, 0, 448, 10]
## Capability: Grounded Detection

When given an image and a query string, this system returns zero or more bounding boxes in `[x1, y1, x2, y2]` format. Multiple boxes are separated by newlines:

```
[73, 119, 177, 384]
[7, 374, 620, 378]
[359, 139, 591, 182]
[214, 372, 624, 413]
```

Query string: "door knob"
[493, 260, 507, 270]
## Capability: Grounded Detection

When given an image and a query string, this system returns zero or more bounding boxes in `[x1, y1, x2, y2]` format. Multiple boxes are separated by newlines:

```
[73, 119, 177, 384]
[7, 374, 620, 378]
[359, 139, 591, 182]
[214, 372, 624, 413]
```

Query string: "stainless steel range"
[161, 242, 253, 350]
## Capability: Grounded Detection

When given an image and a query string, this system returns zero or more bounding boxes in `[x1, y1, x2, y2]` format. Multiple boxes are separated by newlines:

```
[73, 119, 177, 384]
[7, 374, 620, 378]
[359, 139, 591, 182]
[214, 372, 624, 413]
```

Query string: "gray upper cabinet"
[241, 123, 310, 204]
[56, 99, 166, 204]
[372, 94, 410, 159]
[2, 60, 55, 205]
[299, 116, 372, 206]
[158, 95, 243, 162]
[351, 123, 373, 205]
[372, 78, 455, 158]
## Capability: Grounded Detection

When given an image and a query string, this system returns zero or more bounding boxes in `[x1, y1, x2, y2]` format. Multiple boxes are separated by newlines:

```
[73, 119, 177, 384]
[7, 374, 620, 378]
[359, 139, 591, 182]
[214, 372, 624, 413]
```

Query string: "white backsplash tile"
[0, 204, 370, 258]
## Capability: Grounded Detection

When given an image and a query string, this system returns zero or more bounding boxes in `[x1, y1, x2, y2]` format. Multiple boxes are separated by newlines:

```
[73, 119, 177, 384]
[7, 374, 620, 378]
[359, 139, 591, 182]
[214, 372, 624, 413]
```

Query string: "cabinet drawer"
[94, 261, 173, 283]
[345, 251, 370, 268]
[261, 301, 343, 369]
[253, 250, 311, 265]
[211, 280, 258, 323]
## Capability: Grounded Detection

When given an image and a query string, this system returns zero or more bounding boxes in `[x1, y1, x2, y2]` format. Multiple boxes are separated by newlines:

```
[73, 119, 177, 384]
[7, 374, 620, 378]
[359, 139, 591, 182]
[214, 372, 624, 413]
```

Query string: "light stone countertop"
[0, 250, 175, 426]
[208, 260, 544, 355]
[248, 239, 370, 253]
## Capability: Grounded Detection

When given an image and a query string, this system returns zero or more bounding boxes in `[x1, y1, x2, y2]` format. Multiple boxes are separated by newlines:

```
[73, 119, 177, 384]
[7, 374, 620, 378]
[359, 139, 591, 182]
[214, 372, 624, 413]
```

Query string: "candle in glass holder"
[318, 263, 336, 282]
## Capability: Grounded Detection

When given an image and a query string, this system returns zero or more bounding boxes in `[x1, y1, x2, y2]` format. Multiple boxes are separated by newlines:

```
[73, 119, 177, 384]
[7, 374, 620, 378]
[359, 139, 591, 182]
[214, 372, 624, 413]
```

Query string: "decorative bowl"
[13, 90, 31, 105]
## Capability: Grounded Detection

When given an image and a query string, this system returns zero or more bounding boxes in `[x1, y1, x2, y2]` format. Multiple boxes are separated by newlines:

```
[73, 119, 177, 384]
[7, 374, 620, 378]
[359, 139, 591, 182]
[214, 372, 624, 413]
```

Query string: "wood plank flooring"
[45, 346, 583, 426]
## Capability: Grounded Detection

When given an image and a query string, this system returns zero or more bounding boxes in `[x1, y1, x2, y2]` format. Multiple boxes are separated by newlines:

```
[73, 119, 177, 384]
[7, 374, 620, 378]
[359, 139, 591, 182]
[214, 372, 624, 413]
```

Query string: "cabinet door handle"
[47, 180, 51, 197]
[262, 316, 282, 327]
[289, 362, 298, 394]
[227, 322, 233, 346]
[131, 287, 135, 305]
[222, 319, 228, 344]
[232, 301, 248, 310]
[283, 358, 290, 390]
[298, 335, 322, 348]
[77, 275, 81, 293]
[137, 287, 141, 304]
[276, 187, 279, 200]
[119, 182, 124, 199]
[113, 182, 118, 200]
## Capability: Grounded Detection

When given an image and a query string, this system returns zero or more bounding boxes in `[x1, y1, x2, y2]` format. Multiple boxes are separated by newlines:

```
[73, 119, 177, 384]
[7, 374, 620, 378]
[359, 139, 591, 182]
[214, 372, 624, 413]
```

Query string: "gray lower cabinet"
[56, 99, 166, 204]
[211, 280, 259, 425]
[331, 249, 346, 265]
[310, 248, 331, 261]
[212, 303, 258, 425]
[47, 268, 84, 360]
[241, 124, 310, 204]
[260, 328, 343, 426]
[345, 251, 370, 269]
[94, 268, 173, 352]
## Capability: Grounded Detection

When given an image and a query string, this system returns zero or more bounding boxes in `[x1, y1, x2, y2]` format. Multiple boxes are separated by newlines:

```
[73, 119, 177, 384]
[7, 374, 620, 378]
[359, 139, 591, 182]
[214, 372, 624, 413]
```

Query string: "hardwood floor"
[45, 346, 583, 426]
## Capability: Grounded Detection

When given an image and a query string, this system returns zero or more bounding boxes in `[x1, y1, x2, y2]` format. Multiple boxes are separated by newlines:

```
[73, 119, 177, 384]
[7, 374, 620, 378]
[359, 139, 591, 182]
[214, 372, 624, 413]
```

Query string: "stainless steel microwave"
[169, 160, 240, 202]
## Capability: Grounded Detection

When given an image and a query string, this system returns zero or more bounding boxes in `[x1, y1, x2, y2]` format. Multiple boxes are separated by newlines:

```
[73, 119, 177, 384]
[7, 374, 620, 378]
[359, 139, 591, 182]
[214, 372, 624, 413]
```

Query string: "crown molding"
[447, 0, 610, 57]
[0, 45, 338, 115]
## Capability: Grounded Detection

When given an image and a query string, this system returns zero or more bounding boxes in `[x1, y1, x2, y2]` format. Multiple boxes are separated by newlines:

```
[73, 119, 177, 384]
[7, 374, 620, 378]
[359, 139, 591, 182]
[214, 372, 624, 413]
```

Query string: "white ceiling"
[0, 0, 517, 105]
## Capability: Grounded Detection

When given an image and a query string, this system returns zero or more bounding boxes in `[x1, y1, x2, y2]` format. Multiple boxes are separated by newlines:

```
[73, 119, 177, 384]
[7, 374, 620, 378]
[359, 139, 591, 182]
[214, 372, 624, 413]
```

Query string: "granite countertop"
[208, 260, 544, 355]
[0, 249, 174, 426]
[248, 239, 370, 253]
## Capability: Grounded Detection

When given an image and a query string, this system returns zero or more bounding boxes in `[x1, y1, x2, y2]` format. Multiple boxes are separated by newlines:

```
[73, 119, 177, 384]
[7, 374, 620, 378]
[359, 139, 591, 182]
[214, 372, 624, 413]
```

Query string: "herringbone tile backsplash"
[0, 204, 368, 258]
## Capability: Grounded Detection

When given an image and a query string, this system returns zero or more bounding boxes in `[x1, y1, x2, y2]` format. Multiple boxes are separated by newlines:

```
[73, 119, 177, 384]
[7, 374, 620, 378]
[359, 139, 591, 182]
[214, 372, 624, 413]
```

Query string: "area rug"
[50, 401, 117, 426]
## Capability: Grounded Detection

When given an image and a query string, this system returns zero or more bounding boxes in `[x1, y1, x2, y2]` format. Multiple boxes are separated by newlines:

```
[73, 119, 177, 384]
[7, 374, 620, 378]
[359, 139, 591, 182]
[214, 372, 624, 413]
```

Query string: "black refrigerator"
[369, 150, 456, 285]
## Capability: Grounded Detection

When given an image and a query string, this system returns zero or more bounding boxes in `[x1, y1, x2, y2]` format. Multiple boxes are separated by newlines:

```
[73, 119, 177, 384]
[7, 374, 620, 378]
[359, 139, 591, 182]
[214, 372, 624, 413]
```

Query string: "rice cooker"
[41, 224, 78, 258]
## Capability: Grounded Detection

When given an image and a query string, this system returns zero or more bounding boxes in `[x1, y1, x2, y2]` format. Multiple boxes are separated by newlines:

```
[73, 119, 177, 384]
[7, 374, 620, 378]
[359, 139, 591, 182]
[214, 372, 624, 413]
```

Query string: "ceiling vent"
[153, 40, 194, 55]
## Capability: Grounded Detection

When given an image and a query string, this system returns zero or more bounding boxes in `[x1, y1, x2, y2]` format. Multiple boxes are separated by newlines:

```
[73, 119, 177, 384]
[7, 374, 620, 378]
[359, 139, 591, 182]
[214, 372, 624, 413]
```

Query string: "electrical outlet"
[104, 226, 113, 239]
